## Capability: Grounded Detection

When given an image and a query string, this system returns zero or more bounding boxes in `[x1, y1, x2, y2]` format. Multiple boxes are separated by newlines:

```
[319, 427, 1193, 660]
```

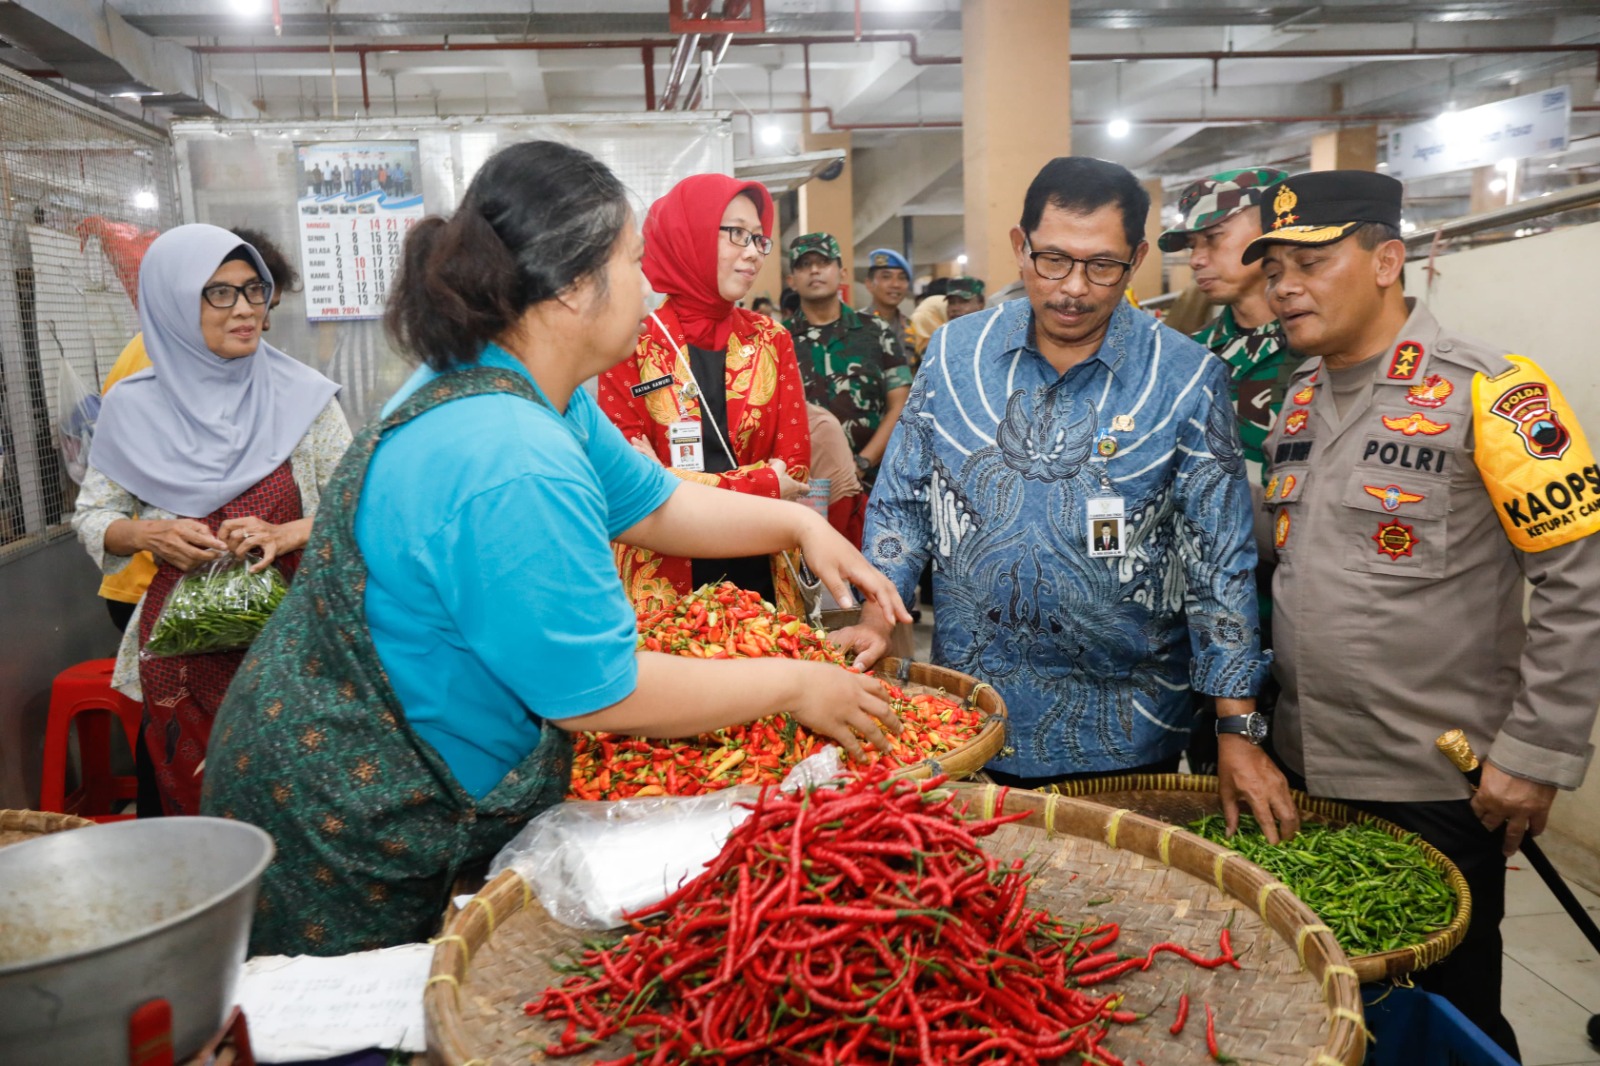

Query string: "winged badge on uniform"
[1405, 374, 1454, 409]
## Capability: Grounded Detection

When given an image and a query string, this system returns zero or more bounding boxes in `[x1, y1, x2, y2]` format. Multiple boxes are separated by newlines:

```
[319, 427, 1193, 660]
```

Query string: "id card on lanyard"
[652, 311, 735, 475]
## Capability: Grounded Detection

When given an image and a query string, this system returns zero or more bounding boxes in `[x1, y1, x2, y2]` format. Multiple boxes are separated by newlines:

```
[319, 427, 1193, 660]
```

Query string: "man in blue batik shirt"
[840, 157, 1295, 841]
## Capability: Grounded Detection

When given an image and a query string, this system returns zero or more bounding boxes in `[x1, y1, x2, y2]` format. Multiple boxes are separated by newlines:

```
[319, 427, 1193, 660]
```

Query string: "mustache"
[1044, 298, 1098, 316]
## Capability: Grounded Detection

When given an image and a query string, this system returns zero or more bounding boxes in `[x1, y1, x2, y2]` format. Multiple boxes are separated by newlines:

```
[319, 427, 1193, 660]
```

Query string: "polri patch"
[631, 373, 676, 398]
[1284, 410, 1309, 436]
[1275, 509, 1291, 550]
[1292, 385, 1315, 406]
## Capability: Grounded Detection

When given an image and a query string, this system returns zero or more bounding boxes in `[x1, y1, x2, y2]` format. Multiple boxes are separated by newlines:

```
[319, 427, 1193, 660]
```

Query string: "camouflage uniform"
[1158, 167, 1292, 488]
[785, 233, 913, 489]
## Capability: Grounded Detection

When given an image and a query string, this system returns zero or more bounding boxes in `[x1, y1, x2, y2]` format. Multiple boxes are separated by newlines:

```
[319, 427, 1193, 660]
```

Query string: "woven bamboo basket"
[425, 785, 1367, 1066]
[0, 809, 92, 850]
[1046, 774, 1472, 983]
[874, 656, 1006, 781]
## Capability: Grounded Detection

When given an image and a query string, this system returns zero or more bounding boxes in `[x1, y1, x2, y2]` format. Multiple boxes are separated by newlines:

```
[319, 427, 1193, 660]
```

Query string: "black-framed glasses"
[720, 226, 774, 255]
[1025, 243, 1133, 287]
[202, 280, 270, 309]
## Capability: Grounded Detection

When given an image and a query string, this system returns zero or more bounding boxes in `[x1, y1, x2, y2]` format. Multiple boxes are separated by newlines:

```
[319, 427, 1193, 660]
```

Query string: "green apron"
[202, 367, 573, 956]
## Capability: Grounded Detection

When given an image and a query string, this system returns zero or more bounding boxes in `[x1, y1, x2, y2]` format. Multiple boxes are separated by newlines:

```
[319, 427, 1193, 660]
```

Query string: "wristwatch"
[855, 454, 873, 472]
[1215, 711, 1269, 746]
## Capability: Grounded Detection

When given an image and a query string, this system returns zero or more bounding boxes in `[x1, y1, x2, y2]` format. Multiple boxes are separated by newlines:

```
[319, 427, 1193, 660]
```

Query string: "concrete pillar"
[752, 192, 786, 308]
[798, 124, 855, 281]
[1468, 165, 1509, 214]
[1309, 126, 1378, 172]
[1130, 177, 1165, 302]
[962, 0, 1072, 293]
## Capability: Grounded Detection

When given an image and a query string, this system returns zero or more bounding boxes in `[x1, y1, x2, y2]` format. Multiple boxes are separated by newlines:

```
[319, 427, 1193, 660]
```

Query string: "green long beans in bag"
[143, 554, 288, 657]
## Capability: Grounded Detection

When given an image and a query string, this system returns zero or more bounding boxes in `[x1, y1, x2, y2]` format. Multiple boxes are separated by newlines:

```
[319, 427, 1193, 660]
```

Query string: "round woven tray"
[0, 809, 93, 850]
[426, 785, 1366, 1066]
[1046, 774, 1472, 983]
[874, 656, 1006, 780]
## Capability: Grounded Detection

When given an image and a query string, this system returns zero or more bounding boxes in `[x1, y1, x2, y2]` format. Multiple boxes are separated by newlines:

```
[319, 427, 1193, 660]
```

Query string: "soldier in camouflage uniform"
[1159, 167, 1291, 488]
[1159, 167, 1290, 773]
[784, 232, 912, 490]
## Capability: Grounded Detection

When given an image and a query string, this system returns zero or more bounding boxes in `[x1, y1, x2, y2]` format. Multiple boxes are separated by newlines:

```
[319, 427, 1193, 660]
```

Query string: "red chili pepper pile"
[568, 584, 987, 800]
[528, 768, 1240, 1065]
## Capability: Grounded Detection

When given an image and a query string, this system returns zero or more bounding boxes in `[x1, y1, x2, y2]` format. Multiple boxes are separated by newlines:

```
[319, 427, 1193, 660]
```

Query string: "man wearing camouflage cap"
[1161, 167, 1290, 775]
[944, 276, 986, 322]
[784, 233, 912, 490]
[1159, 167, 1291, 487]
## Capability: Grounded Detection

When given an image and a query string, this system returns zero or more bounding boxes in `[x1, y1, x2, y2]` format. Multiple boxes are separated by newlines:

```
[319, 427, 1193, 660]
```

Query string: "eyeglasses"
[202, 280, 270, 309]
[1025, 243, 1133, 287]
[720, 226, 774, 255]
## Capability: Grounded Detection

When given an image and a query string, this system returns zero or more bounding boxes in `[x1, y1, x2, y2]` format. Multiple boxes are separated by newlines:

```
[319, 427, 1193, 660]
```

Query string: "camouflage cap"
[1157, 167, 1291, 252]
[946, 276, 985, 300]
[789, 232, 841, 270]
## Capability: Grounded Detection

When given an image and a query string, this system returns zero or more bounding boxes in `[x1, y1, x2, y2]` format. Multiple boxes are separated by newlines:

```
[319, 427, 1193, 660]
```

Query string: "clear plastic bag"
[55, 353, 100, 486]
[493, 748, 849, 929]
[142, 553, 288, 658]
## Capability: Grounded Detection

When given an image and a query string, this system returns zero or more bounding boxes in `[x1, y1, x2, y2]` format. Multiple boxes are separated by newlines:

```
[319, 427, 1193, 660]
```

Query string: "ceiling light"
[759, 123, 782, 147]
[1377, 161, 1388, 169]
[1495, 157, 1517, 174]
[230, 0, 265, 13]
[1547, 162, 1560, 169]
[957, 254, 969, 266]
[1107, 117, 1131, 139]
[132, 190, 157, 211]
[1488, 177, 1507, 193]
[1400, 219, 1417, 234]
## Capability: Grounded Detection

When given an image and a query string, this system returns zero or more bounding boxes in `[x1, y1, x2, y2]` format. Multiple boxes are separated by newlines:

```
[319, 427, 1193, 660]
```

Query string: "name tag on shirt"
[631, 374, 675, 398]
[1087, 495, 1126, 558]
[668, 420, 705, 472]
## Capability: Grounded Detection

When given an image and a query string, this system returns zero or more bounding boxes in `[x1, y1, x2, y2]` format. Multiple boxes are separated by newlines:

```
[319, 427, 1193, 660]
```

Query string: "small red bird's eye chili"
[1170, 992, 1190, 1036]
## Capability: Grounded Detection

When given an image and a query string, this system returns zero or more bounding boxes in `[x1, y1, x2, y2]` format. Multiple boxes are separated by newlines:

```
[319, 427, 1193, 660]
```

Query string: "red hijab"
[643, 174, 775, 351]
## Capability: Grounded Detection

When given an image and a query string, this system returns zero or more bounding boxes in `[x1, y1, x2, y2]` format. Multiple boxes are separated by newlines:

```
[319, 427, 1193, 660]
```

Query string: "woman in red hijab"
[599, 174, 813, 614]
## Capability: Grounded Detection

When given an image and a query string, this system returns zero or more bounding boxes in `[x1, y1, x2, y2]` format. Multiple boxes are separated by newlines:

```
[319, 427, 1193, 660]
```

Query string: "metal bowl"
[0, 816, 274, 1065]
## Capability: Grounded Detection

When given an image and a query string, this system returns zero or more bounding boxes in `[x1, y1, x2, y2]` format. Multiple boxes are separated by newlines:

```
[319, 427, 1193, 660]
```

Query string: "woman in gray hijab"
[72, 223, 351, 816]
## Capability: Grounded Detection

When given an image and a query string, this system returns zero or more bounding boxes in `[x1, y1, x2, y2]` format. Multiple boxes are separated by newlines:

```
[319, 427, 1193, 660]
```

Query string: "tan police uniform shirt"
[1262, 300, 1600, 802]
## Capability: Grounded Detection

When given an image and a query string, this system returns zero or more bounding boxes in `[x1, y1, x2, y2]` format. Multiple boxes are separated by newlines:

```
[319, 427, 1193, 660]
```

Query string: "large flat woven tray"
[0, 809, 92, 850]
[426, 785, 1366, 1065]
[1046, 774, 1472, 983]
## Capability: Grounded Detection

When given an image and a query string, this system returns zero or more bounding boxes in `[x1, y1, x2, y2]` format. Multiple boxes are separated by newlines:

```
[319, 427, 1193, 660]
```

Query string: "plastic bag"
[55, 354, 100, 485]
[493, 748, 850, 929]
[142, 553, 288, 658]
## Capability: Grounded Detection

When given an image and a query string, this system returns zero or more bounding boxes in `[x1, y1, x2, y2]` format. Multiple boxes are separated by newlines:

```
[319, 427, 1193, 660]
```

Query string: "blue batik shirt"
[864, 297, 1270, 778]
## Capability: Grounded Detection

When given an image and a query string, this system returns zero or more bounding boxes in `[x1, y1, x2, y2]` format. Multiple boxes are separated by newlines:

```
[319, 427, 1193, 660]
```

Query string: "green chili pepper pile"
[528, 768, 1243, 1065]
[1187, 813, 1456, 956]
[144, 558, 288, 657]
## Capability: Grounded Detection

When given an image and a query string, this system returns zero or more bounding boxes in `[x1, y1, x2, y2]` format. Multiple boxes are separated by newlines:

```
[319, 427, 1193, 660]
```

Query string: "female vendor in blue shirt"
[203, 141, 909, 956]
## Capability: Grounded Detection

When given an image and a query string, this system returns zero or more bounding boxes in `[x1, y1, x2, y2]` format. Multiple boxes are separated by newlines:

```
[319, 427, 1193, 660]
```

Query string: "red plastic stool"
[39, 658, 143, 822]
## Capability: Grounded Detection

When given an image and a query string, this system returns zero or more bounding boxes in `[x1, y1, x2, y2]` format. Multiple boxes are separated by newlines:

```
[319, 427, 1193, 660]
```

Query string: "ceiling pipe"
[659, 0, 712, 110]
[643, 45, 656, 110]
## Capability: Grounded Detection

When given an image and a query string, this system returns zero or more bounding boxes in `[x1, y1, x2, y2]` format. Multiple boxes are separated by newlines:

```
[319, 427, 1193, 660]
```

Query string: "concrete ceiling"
[5, 1, 1599, 269]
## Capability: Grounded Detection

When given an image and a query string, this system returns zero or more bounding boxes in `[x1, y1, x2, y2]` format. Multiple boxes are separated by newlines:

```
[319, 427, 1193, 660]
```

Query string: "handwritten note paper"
[232, 943, 432, 1062]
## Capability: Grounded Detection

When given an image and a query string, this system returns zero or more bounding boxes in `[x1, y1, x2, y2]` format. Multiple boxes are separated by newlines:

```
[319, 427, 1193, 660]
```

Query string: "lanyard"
[649, 311, 739, 470]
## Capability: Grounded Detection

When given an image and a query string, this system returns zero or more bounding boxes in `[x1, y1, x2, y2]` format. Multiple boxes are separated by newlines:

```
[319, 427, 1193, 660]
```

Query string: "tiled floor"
[904, 612, 1600, 1064]
[1503, 864, 1600, 1065]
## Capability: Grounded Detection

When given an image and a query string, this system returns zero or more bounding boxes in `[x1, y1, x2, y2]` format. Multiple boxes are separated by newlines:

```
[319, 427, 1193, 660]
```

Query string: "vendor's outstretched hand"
[1217, 731, 1300, 845]
[796, 516, 910, 631]
[787, 661, 902, 759]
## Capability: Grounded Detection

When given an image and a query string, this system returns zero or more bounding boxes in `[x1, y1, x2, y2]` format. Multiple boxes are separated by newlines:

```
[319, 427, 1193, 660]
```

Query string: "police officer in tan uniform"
[1221, 170, 1600, 1058]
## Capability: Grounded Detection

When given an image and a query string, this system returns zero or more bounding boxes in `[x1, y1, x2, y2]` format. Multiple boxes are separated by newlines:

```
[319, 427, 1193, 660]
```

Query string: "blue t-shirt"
[356, 345, 676, 798]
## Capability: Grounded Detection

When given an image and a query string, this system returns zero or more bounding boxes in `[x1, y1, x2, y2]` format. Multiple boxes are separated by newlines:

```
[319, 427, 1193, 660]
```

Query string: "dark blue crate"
[1362, 986, 1518, 1066]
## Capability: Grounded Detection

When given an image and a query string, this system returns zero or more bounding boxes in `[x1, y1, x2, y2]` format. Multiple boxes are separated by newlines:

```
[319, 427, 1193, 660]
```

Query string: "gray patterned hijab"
[91, 224, 340, 517]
